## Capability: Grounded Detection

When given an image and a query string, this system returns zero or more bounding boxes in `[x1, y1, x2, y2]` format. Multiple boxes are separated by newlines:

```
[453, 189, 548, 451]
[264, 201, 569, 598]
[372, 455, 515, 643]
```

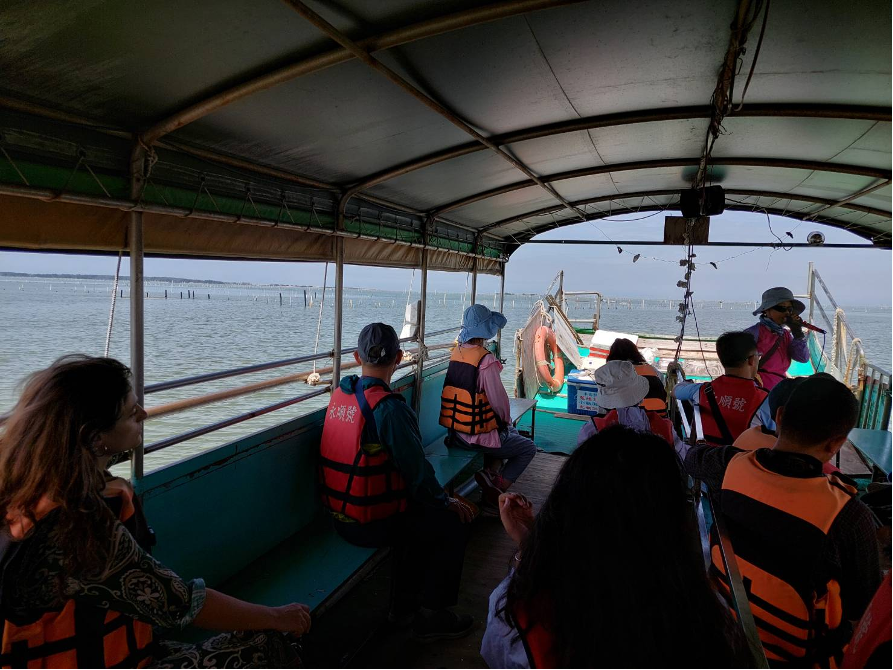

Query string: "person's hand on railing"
[498, 492, 534, 547]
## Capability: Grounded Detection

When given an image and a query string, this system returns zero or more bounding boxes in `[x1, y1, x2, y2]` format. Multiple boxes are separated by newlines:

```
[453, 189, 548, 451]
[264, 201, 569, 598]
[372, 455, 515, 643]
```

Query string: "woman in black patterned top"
[0, 355, 310, 668]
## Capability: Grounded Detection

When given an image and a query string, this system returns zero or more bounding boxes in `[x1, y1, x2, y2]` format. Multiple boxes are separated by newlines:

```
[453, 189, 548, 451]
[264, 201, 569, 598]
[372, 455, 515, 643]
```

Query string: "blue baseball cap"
[458, 304, 507, 344]
[357, 322, 400, 365]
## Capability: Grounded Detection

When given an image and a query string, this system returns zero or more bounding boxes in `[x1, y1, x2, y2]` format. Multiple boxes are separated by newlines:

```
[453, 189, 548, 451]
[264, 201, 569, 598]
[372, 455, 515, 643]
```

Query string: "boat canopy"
[0, 0, 890, 273]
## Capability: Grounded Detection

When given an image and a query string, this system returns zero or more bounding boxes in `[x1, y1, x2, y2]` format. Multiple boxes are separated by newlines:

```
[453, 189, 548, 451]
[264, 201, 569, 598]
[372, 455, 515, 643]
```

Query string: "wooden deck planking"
[311, 453, 566, 669]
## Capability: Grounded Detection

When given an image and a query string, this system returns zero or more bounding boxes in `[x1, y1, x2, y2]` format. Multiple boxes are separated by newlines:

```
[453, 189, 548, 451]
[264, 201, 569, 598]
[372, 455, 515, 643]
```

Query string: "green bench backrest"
[137, 411, 325, 586]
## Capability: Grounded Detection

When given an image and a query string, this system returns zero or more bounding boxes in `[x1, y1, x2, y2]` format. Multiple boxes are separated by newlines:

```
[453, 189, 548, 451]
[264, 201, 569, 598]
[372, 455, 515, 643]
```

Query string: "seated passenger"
[320, 323, 475, 641]
[744, 287, 810, 391]
[606, 337, 668, 414]
[0, 356, 308, 669]
[576, 360, 677, 447]
[671, 331, 768, 445]
[684, 376, 882, 666]
[481, 426, 748, 668]
[440, 305, 537, 513]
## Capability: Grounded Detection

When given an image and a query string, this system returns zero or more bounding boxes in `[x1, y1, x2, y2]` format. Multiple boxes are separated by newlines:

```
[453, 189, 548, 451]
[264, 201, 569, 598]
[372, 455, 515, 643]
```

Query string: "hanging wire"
[311, 263, 329, 374]
[103, 251, 123, 357]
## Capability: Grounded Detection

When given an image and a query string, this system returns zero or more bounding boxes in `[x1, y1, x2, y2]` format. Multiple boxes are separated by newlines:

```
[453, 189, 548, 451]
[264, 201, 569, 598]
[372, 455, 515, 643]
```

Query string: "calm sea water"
[2, 277, 890, 473]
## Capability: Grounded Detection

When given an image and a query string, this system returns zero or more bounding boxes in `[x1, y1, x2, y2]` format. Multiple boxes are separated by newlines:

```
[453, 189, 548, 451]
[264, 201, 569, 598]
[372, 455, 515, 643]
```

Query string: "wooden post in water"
[279, 292, 282, 306]
[165, 290, 167, 299]
[303, 290, 307, 307]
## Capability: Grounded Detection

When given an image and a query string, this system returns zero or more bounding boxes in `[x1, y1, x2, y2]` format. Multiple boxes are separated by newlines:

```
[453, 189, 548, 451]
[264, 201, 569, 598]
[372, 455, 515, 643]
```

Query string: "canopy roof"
[0, 0, 890, 273]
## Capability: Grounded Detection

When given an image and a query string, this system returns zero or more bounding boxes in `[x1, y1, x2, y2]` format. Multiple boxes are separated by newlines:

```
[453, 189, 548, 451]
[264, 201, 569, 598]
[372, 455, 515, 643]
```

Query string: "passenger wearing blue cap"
[319, 322, 475, 642]
[440, 305, 537, 515]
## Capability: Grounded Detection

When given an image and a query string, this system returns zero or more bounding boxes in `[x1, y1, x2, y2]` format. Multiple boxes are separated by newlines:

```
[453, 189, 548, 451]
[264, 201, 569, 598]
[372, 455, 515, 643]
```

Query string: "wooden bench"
[846, 428, 892, 480]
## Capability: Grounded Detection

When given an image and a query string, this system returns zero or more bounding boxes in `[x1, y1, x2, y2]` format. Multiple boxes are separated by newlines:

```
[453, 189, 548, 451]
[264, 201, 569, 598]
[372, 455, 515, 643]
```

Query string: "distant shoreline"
[1, 272, 889, 309]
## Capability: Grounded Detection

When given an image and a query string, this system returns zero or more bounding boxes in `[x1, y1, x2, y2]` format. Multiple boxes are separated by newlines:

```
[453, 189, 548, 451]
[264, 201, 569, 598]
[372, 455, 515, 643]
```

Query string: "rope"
[104, 251, 123, 357]
[312, 263, 329, 374]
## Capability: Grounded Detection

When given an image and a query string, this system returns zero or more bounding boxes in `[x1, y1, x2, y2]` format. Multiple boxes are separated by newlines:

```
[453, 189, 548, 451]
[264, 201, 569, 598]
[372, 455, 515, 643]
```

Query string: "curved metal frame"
[433, 157, 891, 221]
[140, 0, 582, 144]
[483, 187, 892, 232]
[498, 203, 890, 245]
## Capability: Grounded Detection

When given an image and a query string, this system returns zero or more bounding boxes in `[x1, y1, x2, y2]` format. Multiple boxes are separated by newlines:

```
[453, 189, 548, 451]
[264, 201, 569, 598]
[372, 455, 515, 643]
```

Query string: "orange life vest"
[0, 479, 156, 668]
[593, 410, 676, 446]
[697, 376, 768, 445]
[711, 451, 856, 666]
[319, 383, 409, 523]
[634, 364, 668, 415]
[440, 345, 501, 435]
[733, 425, 777, 451]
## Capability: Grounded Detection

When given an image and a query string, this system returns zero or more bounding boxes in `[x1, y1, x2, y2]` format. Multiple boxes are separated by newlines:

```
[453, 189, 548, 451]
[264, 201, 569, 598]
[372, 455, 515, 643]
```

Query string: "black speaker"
[680, 186, 725, 217]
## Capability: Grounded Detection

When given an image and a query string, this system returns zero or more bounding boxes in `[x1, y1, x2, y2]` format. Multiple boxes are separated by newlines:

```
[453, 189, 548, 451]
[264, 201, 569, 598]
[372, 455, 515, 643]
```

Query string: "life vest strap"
[321, 485, 409, 506]
[319, 456, 396, 476]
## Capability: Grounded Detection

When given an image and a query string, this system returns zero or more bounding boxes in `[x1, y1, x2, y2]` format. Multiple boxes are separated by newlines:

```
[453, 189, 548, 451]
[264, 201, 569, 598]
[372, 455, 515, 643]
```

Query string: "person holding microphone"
[744, 287, 810, 391]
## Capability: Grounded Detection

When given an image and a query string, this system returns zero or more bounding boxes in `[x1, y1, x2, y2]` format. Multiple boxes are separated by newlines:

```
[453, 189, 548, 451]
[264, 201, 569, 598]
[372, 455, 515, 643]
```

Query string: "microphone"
[793, 320, 826, 334]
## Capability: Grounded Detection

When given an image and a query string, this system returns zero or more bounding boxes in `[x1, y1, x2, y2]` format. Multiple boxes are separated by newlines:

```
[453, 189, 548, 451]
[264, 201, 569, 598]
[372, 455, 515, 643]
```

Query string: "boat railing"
[140, 326, 460, 455]
[805, 263, 891, 429]
[560, 290, 603, 330]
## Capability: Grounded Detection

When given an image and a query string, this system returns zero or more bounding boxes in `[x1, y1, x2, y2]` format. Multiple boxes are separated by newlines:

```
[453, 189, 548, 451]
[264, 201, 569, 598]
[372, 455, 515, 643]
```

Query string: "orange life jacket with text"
[634, 364, 668, 415]
[440, 346, 501, 435]
[0, 478, 156, 669]
[711, 451, 856, 667]
[593, 410, 676, 446]
[697, 375, 767, 445]
[319, 383, 409, 523]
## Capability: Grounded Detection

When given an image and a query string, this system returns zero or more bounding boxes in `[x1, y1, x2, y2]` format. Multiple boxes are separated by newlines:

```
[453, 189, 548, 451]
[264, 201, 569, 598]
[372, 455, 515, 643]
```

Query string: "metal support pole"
[470, 234, 480, 304]
[332, 236, 345, 386]
[413, 234, 429, 414]
[496, 263, 506, 357]
[807, 261, 815, 324]
[129, 145, 146, 481]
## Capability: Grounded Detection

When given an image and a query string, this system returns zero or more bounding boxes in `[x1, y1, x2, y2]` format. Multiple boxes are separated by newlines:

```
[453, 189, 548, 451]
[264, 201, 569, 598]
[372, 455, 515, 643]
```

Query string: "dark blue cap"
[357, 322, 400, 365]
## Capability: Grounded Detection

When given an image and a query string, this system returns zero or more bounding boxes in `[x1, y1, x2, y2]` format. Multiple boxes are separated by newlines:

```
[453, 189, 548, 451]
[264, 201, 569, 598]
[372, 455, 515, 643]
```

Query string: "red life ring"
[534, 326, 565, 392]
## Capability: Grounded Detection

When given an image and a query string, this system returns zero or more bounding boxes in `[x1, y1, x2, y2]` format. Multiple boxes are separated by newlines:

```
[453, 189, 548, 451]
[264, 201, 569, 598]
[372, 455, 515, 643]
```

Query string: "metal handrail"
[145, 351, 332, 394]
[146, 333, 425, 395]
[145, 386, 331, 453]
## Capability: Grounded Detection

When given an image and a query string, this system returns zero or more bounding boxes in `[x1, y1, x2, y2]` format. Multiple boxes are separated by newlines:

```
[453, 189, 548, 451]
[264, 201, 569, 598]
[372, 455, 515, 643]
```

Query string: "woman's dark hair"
[0, 355, 132, 576]
[606, 338, 646, 365]
[504, 426, 749, 668]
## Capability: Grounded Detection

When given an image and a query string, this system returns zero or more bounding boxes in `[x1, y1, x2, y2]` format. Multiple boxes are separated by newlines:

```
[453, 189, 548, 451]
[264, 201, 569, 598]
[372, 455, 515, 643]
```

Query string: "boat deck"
[303, 452, 565, 668]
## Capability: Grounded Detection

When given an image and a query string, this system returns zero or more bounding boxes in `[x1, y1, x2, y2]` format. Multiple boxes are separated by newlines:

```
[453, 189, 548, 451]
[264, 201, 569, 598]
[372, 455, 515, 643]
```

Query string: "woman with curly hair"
[0, 355, 310, 668]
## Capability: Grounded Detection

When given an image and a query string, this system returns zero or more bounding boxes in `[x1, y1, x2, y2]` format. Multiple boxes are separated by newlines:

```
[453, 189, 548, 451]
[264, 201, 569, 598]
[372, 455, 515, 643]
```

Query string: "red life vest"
[843, 572, 891, 669]
[513, 599, 558, 669]
[319, 383, 409, 523]
[0, 479, 156, 668]
[711, 451, 856, 666]
[593, 409, 676, 445]
[697, 375, 767, 445]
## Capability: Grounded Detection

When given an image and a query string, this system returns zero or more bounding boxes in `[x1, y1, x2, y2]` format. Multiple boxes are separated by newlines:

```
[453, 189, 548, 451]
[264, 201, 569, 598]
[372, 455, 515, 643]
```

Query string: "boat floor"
[302, 452, 565, 669]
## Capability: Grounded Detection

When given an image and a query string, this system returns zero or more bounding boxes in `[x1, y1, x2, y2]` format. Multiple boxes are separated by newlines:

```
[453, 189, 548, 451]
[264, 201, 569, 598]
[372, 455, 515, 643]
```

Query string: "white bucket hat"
[595, 360, 649, 410]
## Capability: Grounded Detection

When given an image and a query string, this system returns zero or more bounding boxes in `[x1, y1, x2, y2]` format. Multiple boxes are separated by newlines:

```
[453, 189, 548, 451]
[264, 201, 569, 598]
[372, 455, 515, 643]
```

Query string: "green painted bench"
[141, 362, 477, 628]
[847, 428, 892, 478]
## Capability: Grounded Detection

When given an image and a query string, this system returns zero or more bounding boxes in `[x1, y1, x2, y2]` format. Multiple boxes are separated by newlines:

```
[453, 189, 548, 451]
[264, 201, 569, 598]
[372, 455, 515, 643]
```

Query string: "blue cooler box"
[566, 370, 600, 416]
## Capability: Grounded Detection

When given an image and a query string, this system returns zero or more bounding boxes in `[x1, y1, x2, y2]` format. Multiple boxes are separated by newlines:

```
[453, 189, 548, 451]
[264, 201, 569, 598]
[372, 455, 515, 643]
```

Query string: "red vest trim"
[319, 383, 409, 523]
[513, 600, 558, 669]
[843, 572, 891, 669]
[698, 375, 767, 445]
[593, 409, 676, 445]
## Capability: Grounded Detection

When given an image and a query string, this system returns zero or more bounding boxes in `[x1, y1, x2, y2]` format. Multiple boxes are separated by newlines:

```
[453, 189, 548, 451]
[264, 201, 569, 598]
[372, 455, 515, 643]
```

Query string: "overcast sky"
[1, 211, 890, 305]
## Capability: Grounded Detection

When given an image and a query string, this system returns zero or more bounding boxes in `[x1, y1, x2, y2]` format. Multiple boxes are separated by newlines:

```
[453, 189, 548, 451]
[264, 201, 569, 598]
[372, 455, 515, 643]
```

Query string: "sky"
[1, 211, 890, 305]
